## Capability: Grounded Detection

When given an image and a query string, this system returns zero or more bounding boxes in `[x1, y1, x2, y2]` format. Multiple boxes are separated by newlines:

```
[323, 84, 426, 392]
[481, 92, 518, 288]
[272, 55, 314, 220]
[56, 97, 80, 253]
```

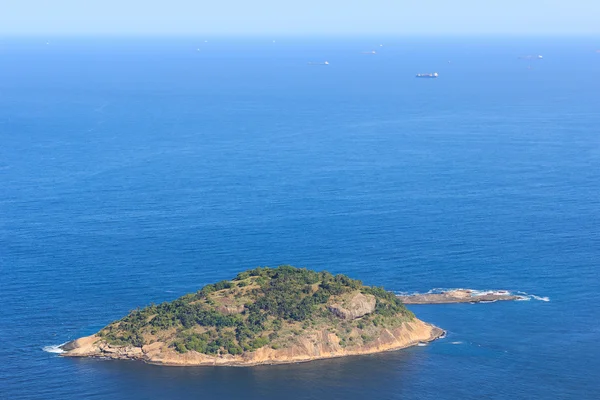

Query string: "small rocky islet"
[61, 266, 444, 366]
[397, 289, 523, 304]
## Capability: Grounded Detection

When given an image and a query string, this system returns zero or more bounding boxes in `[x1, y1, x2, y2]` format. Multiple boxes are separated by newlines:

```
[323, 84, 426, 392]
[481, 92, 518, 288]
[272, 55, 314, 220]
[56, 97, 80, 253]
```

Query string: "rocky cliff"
[328, 293, 376, 320]
[62, 319, 443, 366]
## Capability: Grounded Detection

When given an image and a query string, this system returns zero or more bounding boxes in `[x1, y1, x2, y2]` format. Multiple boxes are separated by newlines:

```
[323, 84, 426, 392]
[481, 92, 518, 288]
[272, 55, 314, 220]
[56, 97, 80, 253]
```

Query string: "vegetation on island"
[97, 266, 414, 356]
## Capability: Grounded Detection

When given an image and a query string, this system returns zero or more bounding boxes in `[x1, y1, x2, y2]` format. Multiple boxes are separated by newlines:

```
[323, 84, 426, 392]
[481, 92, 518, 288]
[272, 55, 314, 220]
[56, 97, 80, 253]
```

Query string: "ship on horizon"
[416, 72, 438, 78]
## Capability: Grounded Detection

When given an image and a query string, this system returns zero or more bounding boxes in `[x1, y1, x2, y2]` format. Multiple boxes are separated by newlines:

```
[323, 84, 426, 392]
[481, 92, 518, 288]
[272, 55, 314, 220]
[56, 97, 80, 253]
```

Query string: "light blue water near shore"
[1, 37, 599, 399]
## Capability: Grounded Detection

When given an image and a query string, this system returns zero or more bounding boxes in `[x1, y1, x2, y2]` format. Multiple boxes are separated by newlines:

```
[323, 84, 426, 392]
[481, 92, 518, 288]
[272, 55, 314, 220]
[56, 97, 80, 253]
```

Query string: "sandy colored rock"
[59, 335, 102, 356]
[216, 304, 245, 315]
[328, 293, 376, 320]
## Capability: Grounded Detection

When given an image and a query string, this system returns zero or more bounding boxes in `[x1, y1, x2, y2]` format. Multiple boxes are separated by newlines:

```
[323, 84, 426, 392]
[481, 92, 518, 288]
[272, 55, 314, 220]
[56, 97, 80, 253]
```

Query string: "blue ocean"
[1, 37, 599, 399]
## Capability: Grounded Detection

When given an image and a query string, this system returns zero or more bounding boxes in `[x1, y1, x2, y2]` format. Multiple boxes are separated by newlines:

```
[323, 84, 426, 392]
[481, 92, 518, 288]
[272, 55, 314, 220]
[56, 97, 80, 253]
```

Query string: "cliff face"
[328, 293, 376, 320]
[62, 319, 443, 366]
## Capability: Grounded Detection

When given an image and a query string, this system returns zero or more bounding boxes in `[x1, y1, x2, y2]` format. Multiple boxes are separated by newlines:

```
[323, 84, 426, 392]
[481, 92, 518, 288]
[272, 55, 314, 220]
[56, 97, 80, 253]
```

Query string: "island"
[397, 289, 523, 304]
[61, 266, 444, 366]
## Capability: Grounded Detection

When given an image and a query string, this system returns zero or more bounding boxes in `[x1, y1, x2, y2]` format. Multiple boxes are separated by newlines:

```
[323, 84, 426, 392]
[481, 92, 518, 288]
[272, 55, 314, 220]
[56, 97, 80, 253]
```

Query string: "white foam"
[530, 295, 550, 302]
[515, 291, 550, 302]
[417, 342, 428, 347]
[468, 289, 490, 296]
[451, 341, 463, 345]
[470, 289, 511, 297]
[43, 343, 66, 354]
[425, 288, 464, 295]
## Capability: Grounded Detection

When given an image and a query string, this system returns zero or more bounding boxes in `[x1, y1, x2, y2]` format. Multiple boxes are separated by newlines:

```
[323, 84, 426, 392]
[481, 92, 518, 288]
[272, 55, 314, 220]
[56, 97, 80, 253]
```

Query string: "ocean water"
[1, 37, 599, 399]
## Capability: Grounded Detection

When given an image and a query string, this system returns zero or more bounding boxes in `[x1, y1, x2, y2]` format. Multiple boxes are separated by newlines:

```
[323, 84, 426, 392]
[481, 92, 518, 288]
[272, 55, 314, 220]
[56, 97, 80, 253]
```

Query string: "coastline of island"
[61, 319, 444, 366]
[59, 266, 445, 367]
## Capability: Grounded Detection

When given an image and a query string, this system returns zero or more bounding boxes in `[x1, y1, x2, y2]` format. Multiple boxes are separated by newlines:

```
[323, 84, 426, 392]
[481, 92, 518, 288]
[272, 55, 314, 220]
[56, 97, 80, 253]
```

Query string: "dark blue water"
[1, 37, 599, 399]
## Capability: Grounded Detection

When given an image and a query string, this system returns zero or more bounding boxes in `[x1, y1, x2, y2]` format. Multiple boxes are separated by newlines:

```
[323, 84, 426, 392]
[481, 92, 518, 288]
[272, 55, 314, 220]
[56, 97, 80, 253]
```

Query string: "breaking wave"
[43, 343, 66, 354]
[513, 291, 550, 302]
[528, 294, 550, 302]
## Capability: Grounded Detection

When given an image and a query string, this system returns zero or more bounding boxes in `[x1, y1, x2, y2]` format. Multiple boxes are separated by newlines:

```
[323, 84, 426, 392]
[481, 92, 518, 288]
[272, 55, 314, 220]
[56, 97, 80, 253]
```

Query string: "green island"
[61, 266, 443, 366]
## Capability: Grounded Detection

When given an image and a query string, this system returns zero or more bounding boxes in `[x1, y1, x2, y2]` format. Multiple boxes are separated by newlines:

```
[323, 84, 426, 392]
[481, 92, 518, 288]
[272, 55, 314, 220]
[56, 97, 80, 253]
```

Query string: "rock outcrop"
[215, 304, 245, 315]
[328, 293, 376, 320]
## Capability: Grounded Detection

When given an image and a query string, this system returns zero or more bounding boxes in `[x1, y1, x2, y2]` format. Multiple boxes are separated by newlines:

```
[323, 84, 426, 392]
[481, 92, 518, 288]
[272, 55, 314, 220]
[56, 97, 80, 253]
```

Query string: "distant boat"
[361, 50, 377, 54]
[416, 72, 438, 78]
[308, 61, 329, 66]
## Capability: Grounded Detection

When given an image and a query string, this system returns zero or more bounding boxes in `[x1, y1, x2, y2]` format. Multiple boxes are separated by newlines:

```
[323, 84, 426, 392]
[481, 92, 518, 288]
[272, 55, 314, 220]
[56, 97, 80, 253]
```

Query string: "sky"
[2, 0, 599, 36]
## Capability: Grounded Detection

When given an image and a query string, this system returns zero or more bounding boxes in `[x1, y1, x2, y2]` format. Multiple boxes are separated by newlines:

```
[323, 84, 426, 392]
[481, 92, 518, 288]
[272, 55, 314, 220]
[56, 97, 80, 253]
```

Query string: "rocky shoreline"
[57, 288, 522, 366]
[397, 289, 523, 304]
[60, 319, 444, 367]
[57, 267, 456, 367]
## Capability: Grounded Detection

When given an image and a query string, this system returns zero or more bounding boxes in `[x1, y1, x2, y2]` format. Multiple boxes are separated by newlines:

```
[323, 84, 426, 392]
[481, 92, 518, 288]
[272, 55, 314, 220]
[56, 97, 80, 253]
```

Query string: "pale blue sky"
[2, 0, 599, 36]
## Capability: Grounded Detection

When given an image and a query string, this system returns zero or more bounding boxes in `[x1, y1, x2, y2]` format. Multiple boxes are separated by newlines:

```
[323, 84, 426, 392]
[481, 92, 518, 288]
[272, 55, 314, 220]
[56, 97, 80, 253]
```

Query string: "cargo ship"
[416, 72, 438, 78]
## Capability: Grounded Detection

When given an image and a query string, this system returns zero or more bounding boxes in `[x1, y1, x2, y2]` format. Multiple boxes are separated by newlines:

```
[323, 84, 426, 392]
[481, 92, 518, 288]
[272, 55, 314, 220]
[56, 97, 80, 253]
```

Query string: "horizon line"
[2, 33, 600, 39]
